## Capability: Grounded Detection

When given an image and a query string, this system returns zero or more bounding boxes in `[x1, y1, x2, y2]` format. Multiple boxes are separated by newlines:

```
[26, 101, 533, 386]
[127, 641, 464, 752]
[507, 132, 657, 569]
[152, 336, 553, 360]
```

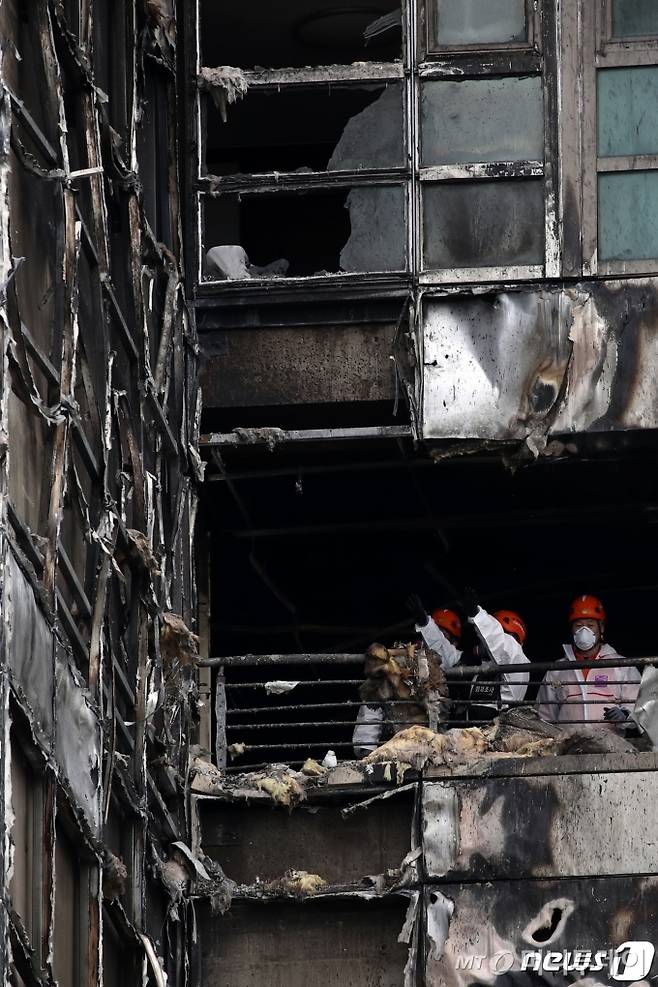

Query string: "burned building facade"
[192, 0, 658, 984]
[3, 0, 658, 985]
[0, 0, 200, 984]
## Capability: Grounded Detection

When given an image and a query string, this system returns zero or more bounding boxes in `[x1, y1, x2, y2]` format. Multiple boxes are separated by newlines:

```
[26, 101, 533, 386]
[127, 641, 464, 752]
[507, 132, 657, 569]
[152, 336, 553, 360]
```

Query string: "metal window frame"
[8, 738, 47, 971]
[199, 70, 406, 182]
[415, 88, 551, 280]
[191, 0, 416, 290]
[412, 0, 558, 283]
[53, 820, 94, 987]
[187, 0, 558, 292]
[599, 0, 658, 50]
[582, 1, 658, 276]
[420, 0, 540, 59]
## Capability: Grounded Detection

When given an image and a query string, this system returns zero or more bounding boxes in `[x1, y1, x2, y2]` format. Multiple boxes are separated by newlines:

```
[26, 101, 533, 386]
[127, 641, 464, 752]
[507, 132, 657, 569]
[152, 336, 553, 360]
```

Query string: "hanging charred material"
[0, 1, 199, 983]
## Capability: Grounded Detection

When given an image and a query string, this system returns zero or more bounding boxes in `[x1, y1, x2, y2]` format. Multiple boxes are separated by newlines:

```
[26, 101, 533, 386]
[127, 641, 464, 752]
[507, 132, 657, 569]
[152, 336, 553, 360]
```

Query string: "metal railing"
[204, 652, 656, 772]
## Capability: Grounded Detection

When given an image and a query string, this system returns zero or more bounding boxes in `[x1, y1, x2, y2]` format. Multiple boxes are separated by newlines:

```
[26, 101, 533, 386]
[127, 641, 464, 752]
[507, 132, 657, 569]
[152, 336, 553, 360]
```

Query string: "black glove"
[604, 706, 630, 723]
[405, 593, 428, 627]
[460, 586, 480, 619]
[467, 644, 484, 666]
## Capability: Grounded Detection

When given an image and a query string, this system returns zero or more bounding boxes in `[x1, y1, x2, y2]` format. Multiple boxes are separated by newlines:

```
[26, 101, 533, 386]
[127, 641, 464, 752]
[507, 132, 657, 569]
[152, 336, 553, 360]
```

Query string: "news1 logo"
[610, 941, 655, 981]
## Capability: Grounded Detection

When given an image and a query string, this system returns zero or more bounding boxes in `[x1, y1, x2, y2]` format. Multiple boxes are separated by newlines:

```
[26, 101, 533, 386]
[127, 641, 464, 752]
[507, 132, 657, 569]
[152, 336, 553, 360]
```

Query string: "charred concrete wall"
[190, 0, 658, 447]
[0, 1, 200, 984]
[190, 752, 658, 986]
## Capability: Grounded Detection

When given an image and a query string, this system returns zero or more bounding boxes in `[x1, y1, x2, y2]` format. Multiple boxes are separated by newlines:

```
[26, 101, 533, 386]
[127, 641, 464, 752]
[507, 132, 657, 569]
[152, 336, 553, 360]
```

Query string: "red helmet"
[432, 608, 462, 641]
[494, 610, 527, 645]
[569, 594, 606, 624]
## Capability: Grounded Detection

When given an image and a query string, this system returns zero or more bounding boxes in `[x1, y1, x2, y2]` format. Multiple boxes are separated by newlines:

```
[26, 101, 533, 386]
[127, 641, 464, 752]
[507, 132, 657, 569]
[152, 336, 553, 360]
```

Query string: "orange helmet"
[432, 608, 462, 641]
[494, 610, 527, 644]
[569, 594, 606, 624]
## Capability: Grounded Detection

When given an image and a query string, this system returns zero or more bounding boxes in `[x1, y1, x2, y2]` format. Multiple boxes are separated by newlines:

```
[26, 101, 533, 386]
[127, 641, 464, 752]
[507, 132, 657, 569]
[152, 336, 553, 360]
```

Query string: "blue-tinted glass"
[421, 77, 543, 165]
[436, 0, 527, 45]
[599, 172, 658, 260]
[612, 0, 658, 38]
[598, 67, 658, 157]
[423, 181, 544, 269]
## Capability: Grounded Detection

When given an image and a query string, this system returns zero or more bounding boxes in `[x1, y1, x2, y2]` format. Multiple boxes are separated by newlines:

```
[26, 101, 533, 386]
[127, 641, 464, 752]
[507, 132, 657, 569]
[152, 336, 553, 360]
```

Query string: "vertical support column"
[215, 670, 227, 771]
[580, 0, 598, 276]
[0, 53, 14, 987]
[197, 579, 212, 757]
[543, 0, 562, 278]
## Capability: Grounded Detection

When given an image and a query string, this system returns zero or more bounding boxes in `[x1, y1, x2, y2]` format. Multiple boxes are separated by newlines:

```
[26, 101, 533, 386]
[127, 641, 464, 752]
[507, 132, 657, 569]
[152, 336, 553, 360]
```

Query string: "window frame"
[600, 0, 658, 50]
[190, 2, 414, 290]
[187, 0, 559, 292]
[52, 820, 95, 987]
[415, 1, 554, 285]
[8, 737, 48, 976]
[582, 1, 658, 276]
[420, 0, 540, 59]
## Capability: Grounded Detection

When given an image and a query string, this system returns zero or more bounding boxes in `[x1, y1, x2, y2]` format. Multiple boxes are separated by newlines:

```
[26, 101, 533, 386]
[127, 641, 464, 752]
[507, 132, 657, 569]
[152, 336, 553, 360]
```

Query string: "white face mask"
[573, 626, 598, 651]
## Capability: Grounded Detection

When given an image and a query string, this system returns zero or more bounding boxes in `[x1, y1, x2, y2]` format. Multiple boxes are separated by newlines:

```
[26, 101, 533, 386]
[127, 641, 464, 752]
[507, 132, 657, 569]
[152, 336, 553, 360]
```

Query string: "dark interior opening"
[204, 190, 351, 277]
[199, 417, 658, 769]
[531, 907, 564, 943]
[200, 0, 402, 70]
[204, 84, 395, 176]
[203, 184, 407, 279]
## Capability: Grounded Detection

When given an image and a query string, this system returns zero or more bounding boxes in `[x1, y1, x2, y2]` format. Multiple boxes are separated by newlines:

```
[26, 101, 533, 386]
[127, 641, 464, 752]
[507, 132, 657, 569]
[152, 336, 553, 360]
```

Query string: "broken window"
[200, 0, 402, 70]
[203, 184, 407, 280]
[202, 83, 405, 177]
[193, 0, 553, 285]
[195, 0, 408, 284]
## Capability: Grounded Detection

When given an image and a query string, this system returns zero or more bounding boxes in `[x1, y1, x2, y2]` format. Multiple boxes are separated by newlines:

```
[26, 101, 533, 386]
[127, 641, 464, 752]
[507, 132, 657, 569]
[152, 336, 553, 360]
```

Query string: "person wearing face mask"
[537, 594, 640, 727]
[406, 590, 530, 724]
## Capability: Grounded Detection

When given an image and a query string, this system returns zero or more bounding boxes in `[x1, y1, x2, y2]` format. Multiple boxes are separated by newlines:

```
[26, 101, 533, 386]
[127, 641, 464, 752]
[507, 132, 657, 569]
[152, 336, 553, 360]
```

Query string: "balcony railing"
[198, 652, 658, 772]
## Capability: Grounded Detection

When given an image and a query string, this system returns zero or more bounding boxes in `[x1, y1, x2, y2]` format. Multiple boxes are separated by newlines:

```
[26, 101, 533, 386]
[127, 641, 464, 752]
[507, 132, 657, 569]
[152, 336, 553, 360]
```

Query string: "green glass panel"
[599, 171, 658, 261]
[598, 67, 658, 157]
[612, 0, 658, 38]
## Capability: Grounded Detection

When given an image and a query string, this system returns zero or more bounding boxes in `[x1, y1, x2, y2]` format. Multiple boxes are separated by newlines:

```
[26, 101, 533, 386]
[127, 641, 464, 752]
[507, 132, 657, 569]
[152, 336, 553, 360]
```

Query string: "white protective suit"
[352, 703, 385, 758]
[536, 643, 640, 726]
[352, 606, 531, 756]
[416, 606, 530, 706]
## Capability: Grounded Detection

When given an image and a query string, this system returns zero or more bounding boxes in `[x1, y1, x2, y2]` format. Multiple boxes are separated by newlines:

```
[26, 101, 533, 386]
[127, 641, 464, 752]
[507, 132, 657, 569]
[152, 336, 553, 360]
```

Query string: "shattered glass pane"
[340, 186, 407, 272]
[423, 180, 544, 269]
[598, 67, 658, 157]
[203, 185, 406, 279]
[599, 171, 658, 260]
[201, 0, 402, 69]
[434, 0, 527, 45]
[612, 0, 658, 37]
[205, 85, 404, 176]
[421, 77, 543, 165]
